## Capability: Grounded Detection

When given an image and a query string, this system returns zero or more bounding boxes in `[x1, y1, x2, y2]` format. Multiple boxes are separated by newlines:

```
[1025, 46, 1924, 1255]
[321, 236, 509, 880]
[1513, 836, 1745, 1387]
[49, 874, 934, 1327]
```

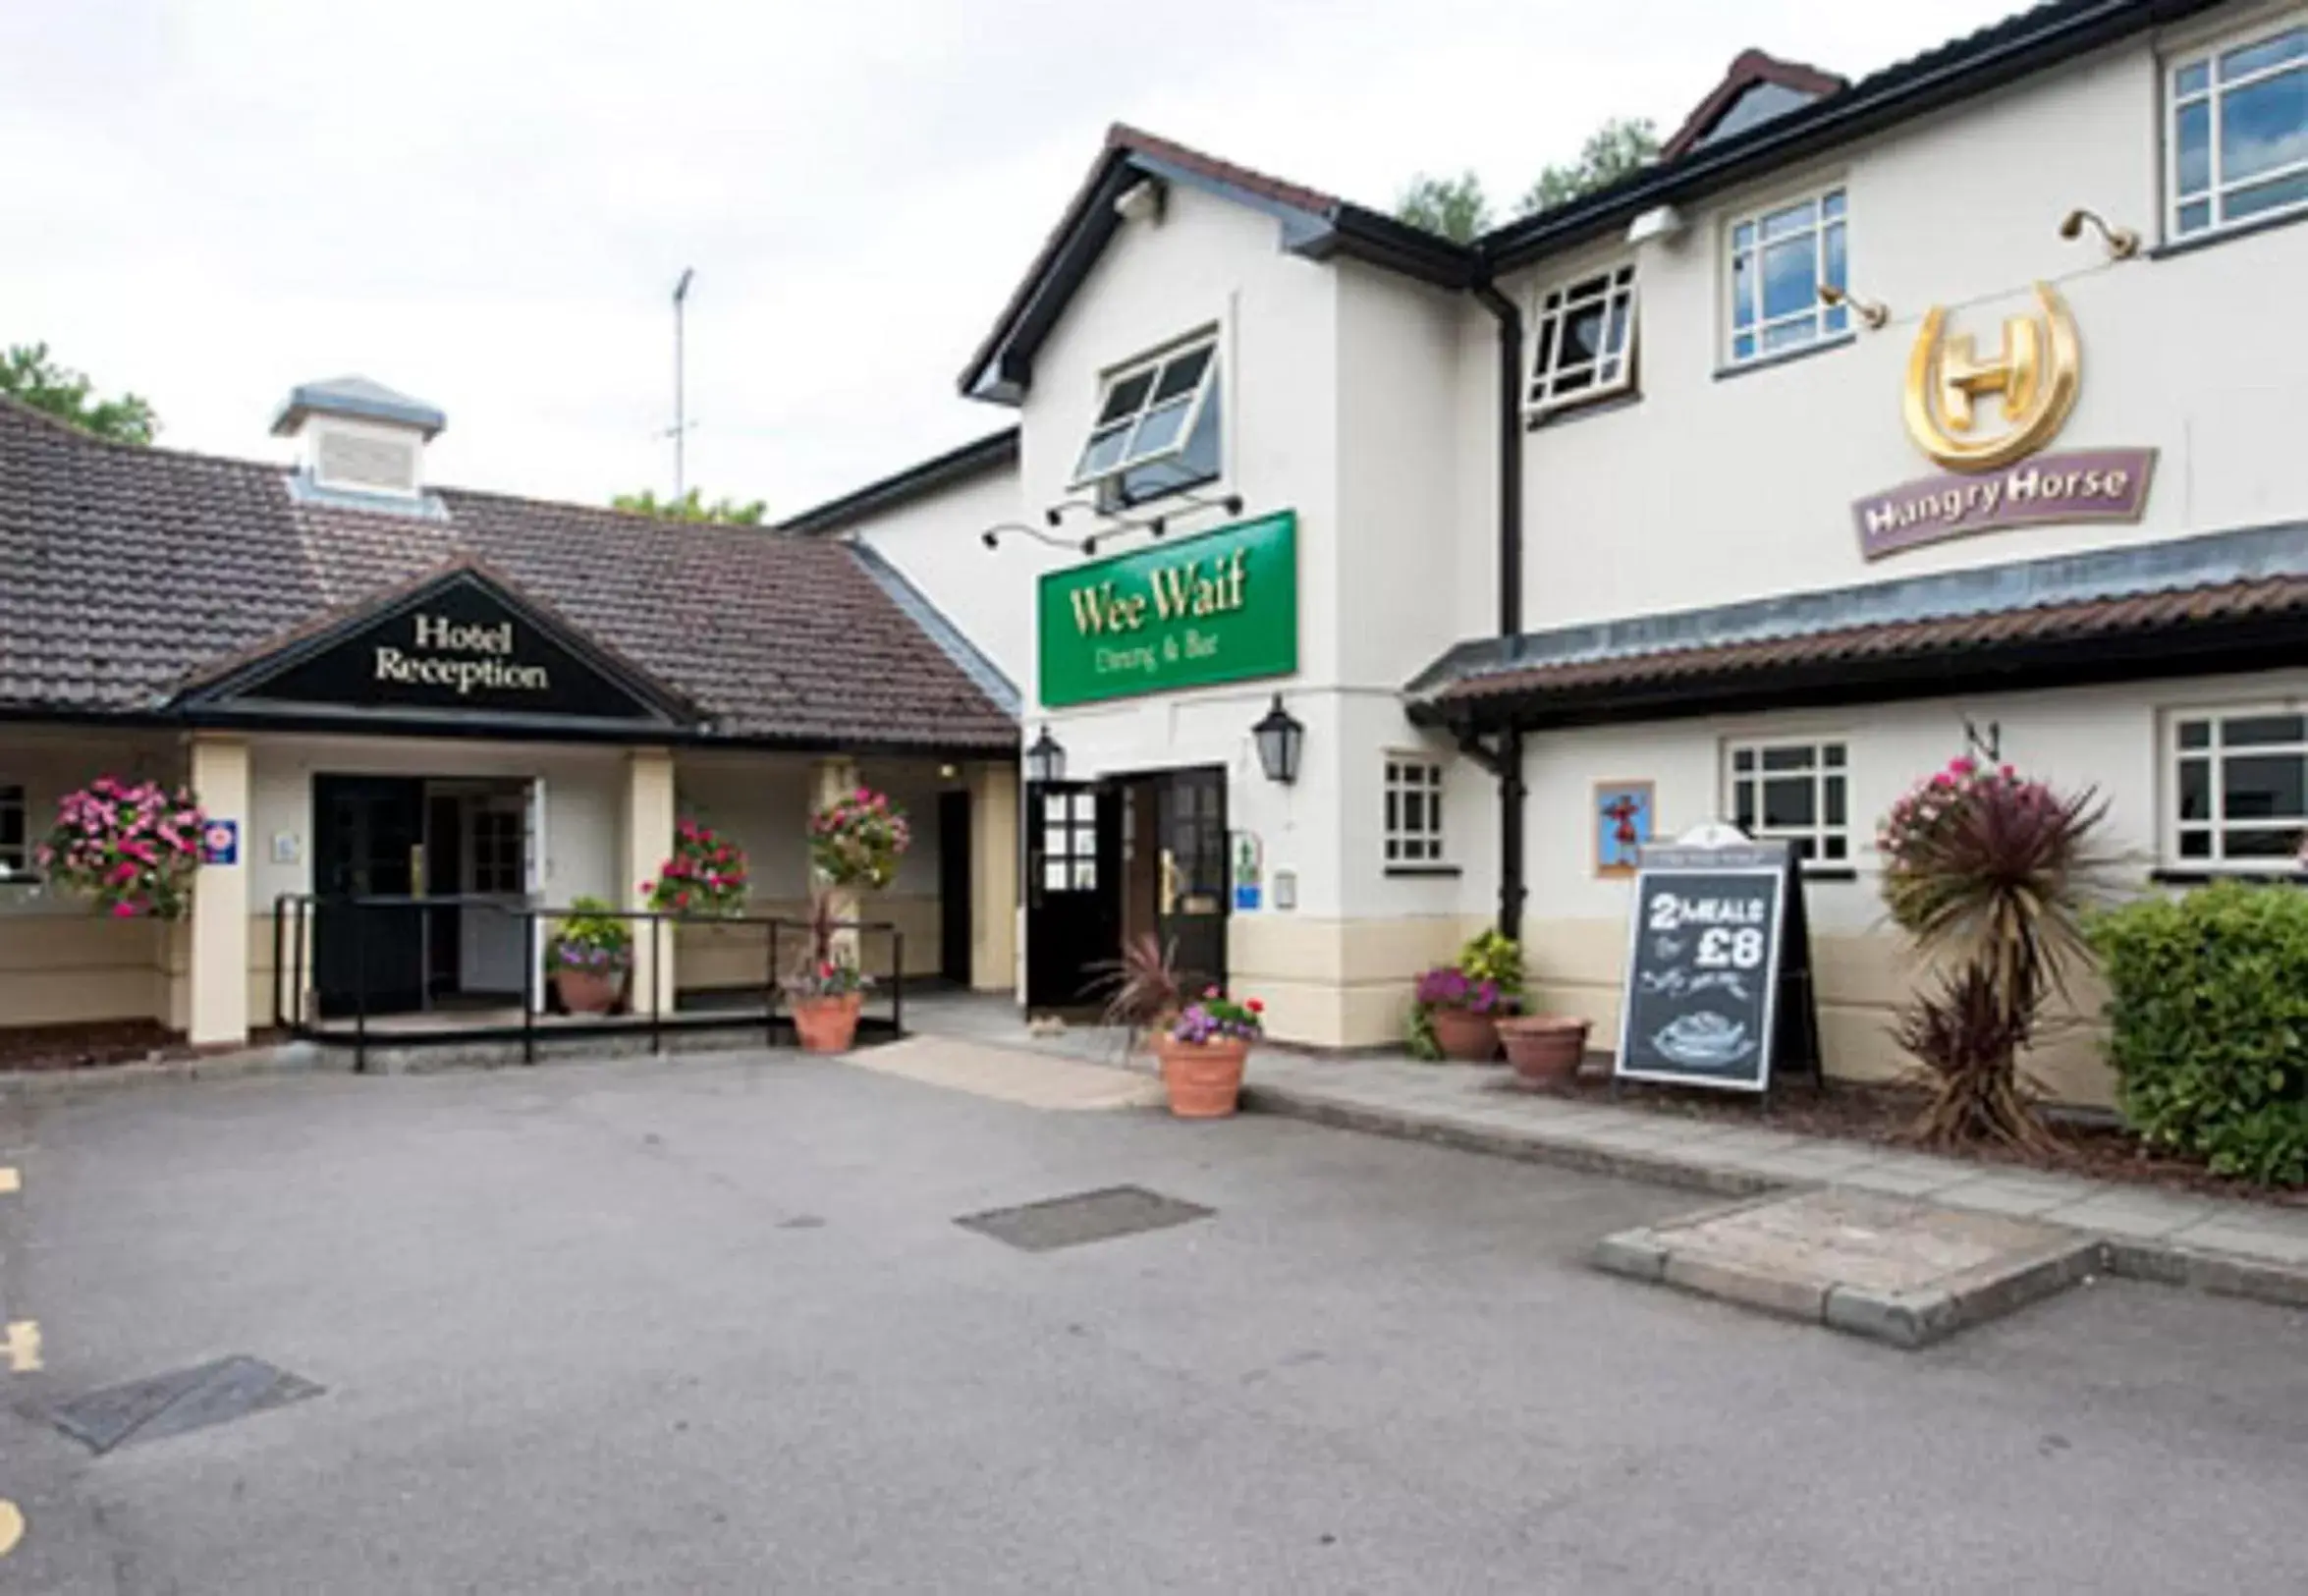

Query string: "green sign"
[1037, 511, 1297, 708]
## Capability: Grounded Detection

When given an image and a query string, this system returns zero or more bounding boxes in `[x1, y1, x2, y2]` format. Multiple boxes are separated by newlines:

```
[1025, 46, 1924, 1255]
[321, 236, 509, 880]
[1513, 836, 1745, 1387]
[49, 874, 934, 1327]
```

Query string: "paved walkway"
[899, 994, 2308, 1303]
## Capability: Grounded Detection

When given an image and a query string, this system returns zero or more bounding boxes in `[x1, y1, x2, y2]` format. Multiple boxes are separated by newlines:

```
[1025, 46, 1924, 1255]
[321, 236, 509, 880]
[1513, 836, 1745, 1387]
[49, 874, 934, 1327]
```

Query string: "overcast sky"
[3, 0, 2020, 516]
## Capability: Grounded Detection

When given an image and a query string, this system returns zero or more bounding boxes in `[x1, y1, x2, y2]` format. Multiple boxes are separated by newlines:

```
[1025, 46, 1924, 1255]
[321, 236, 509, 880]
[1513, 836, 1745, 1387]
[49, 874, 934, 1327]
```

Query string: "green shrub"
[2089, 881, 2308, 1185]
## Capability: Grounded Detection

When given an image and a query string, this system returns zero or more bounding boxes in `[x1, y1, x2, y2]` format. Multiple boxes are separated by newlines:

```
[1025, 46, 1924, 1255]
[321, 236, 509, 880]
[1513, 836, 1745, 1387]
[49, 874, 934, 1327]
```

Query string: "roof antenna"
[669, 268, 696, 500]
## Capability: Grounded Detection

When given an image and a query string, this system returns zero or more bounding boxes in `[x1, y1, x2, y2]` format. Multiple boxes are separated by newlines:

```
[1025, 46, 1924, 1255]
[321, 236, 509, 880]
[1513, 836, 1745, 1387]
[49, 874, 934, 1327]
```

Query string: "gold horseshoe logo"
[1903, 282, 2080, 471]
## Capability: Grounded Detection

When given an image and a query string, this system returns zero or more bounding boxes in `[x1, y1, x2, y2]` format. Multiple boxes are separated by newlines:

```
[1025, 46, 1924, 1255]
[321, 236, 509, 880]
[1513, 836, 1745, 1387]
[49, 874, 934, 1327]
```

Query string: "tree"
[0, 344, 158, 444]
[1393, 171, 1493, 245]
[1515, 116, 1661, 215]
[612, 487, 767, 525]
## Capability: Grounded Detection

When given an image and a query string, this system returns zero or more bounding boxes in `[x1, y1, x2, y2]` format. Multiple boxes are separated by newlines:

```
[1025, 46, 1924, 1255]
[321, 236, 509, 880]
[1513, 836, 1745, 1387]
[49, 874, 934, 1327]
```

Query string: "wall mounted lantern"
[2059, 207, 2140, 260]
[1252, 695, 1304, 786]
[1024, 725, 1068, 785]
[1817, 282, 1891, 330]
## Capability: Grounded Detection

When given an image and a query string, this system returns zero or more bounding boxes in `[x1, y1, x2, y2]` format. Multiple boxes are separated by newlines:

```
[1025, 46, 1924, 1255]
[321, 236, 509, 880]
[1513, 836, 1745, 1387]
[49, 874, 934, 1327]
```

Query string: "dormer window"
[270, 375, 446, 508]
[1072, 334, 1221, 509]
[1527, 264, 1638, 416]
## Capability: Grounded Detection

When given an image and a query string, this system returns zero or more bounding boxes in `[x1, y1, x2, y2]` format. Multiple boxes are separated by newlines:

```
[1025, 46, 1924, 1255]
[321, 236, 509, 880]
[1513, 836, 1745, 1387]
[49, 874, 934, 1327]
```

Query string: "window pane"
[1044, 860, 1070, 891]
[1175, 381, 1221, 478]
[1732, 747, 1756, 772]
[2221, 26, 2307, 82]
[1044, 823, 1069, 856]
[1150, 344, 1212, 403]
[1731, 220, 1754, 252]
[2225, 168, 2308, 222]
[1404, 792, 1426, 831]
[1762, 776, 1816, 828]
[1824, 777, 1846, 827]
[2223, 753, 2306, 819]
[2219, 67, 2308, 183]
[1732, 331, 1756, 361]
[1760, 236, 1818, 320]
[1560, 301, 1608, 369]
[1823, 834, 1848, 861]
[1733, 787, 1756, 829]
[2178, 198, 2213, 233]
[1823, 220, 1846, 292]
[2175, 59, 2211, 97]
[1761, 745, 1815, 772]
[1761, 198, 1816, 240]
[1823, 303, 1849, 336]
[1823, 743, 1846, 768]
[1822, 190, 1846, 219]
[1431, 791, 1443, 834]
[1076, 422, 1130, 478]
[1731, 250, 1755, 330]
[1789, 836, 1819, 861]
[2175, 99, 2213, 194]
[1763, 318, 1815, 354]
[1097, 370, 1154, 424]
[1604, 295, 1631, 359]
[1072, 794, 1096, 823]
[2223, 713, 2304, 745]
[1386, 837, 1402, 861]
[1126, 397, 1190, 460]
[2223, 827, 2301, 857]
[2178, 828, 2212, 858]
[1529, 320, 1560, 387]
[2177, 719, 2213, 748]
[2179, 759, 2212, 821]
[1386, 792, 1399, 831]
[1072, 859, 1098, 891]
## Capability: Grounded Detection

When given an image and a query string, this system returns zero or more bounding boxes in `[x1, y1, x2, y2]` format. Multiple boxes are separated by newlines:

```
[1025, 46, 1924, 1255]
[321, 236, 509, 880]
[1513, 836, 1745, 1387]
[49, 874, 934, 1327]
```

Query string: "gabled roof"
[780, 426, 1018, 536]
[0, 396, 1017, 752]
[271, 374, 447, 439]
[959, 123, 1470, 403]
[1660, 48, 1847, 160]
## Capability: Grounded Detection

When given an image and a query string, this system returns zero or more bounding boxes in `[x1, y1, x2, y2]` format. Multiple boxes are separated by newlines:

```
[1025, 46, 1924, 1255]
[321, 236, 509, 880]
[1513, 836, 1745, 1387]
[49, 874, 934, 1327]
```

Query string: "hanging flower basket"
[808, 787, 911, 890]
[641, 818, 749, 916]
[37, 778, 206, 920]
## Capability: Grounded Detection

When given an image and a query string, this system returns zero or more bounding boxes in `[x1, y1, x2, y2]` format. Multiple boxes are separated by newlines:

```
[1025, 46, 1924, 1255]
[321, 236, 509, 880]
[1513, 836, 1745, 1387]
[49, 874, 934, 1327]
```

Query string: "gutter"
[1469, 279, 1527, 943]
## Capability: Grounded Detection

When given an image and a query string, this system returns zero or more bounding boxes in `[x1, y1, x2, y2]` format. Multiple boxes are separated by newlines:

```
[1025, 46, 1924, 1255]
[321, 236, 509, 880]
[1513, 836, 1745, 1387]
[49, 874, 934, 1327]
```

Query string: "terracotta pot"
[1499, 1014, 1591, 1087]
[553, 966, 626, 1016]
[793, 990, 865, 1054]
[1429, 1006, 1502, 1063]
[1156, 1035, 1250, 1119]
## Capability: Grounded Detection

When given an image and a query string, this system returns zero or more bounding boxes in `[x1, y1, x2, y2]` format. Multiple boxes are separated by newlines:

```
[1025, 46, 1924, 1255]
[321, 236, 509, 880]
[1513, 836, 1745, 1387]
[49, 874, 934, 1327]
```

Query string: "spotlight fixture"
[2059, 206, 2139, 260]
[1817, 282, 1890, 329]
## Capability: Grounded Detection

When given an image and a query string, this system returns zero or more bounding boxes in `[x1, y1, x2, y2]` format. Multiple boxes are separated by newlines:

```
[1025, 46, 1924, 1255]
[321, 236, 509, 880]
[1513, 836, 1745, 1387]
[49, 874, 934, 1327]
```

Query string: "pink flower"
[111, 900, 138, 918]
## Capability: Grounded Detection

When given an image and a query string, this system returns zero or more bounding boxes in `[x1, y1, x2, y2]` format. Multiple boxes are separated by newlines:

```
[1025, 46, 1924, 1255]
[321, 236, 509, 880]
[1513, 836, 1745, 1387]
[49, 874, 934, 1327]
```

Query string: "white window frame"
[1069, 333, 1221, 491]
[1526, 262, 1638, 416]
[1725, 738, 1850, 867]
[1384, 755, 1447, 867]
[1724, 183, 1848, 365]
[2167, 704, 2308, 870]
[2166, 14, 2308, 242]
[0, 782, 27, 880]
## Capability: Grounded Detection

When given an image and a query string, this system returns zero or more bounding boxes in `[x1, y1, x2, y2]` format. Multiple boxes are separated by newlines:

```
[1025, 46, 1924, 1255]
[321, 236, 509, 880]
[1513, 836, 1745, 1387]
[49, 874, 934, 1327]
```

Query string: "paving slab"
[1593, 1187, 2102, 1348]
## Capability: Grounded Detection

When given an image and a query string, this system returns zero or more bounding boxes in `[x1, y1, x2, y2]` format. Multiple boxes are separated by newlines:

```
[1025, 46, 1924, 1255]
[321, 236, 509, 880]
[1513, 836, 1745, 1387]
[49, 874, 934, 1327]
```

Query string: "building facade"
[790, 0, 2308, 1102]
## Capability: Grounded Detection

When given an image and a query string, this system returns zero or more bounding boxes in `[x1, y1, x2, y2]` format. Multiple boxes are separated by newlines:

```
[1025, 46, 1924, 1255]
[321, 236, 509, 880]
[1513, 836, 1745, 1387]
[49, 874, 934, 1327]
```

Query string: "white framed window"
[0, 783, 26, 879]
[1726, 739, 1849, 865]
[1385, 756, 1446, 865]
[2169, 706, 2308, 868]
[2168, 17, 2308, 241]
[1527, 263, 1638, 415]
[1040, 789, 1101, 894]
[1071, 334, 1222, 506]
[1726, 185, 1847, 364]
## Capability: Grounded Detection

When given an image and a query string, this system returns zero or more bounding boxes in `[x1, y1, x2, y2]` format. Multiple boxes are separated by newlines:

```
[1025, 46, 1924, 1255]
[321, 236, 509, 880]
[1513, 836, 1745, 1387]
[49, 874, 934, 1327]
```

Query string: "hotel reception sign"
[1038, 511, 1296, 707]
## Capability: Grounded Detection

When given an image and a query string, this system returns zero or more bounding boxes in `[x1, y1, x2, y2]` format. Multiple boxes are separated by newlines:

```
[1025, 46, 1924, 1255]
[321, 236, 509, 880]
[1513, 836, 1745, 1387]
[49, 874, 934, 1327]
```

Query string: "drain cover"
[956, 1184, 1213, 1252]
[46, 1355, 323, 1454]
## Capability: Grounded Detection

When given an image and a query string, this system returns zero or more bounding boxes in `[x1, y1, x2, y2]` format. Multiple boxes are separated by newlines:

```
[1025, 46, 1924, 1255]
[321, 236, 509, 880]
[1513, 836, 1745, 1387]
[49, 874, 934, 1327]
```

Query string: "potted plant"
[38, 777, 207, 919]
[1155, 985, 1264, 1118]
[1416, 966, 1514, 1061]
[1497, 1013, 1592, 1087]
[787, 787, 912, 1054]
[785, 926, 874, 1052]
[640, 818, 749, 916]
[1090, 932, 1184, 1040]
[545, 896, 632, 1014]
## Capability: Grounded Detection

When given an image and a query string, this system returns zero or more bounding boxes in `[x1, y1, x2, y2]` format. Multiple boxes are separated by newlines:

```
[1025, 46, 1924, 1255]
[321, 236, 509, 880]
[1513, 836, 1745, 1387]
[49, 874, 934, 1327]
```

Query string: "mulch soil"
[1485, 1060, 2308, 1211]
[0, 1021, 194, 1073]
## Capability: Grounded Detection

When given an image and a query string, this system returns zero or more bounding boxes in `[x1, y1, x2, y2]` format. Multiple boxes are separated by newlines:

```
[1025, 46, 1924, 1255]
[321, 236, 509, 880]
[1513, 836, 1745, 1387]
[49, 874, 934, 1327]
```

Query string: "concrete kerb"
[1236, 1080, 2308, 1316]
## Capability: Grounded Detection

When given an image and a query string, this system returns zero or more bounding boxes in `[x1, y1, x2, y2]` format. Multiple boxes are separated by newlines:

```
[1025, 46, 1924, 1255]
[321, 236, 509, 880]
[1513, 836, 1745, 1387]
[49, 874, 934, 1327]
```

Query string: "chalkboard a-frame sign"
[1614, 833, 1823, 1094]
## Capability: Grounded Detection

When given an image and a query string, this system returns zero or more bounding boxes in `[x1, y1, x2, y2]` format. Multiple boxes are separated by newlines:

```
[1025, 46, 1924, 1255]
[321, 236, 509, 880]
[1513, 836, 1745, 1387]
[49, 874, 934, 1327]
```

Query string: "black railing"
[273, 894, 907, 1072]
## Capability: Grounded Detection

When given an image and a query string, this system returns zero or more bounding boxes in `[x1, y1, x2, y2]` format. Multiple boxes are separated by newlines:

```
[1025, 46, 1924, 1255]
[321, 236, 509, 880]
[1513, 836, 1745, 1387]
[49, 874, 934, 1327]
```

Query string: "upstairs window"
[2170, 707, 2308, 868]
[1727, 185, 1846, 364]
[1385, 756, 1447, 866]
[1527, 263, 1638, 416]
[1726, 739, 1849, 866]
[2169, 20, 2308, 240]
[1072, 335, 1221, 509]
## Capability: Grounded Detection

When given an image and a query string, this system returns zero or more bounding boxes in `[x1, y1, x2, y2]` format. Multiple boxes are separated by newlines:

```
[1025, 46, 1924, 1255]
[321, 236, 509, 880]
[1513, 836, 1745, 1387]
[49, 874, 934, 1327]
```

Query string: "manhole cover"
[46, 1355, 323, 1455]
[956, 1184, 1213, 1252]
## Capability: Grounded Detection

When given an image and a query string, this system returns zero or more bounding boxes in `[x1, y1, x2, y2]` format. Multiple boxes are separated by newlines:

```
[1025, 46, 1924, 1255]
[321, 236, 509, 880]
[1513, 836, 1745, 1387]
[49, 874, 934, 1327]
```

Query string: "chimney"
[270, 376, 446, 501]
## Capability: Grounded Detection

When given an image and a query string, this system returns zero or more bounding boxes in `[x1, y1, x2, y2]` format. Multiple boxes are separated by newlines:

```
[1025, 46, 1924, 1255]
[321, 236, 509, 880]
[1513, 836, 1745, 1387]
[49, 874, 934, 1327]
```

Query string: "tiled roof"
[0, 397, 1017, 751]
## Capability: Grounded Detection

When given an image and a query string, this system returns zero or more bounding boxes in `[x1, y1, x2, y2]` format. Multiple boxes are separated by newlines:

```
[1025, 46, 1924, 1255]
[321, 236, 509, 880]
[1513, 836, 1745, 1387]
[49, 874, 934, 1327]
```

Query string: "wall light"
[2059, 207, 2140, 260]
[1252, 695, 1304, 786]
[1024, 726, 1067, 786]
[1818, 283, 1890, 330]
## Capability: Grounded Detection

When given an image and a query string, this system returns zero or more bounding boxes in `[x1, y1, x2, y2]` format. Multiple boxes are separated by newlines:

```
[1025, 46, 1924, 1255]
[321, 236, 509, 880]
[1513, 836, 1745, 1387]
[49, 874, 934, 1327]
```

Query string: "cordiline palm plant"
[1087, 933, 1183, 1041]
[1879, 759, 2109, 1151]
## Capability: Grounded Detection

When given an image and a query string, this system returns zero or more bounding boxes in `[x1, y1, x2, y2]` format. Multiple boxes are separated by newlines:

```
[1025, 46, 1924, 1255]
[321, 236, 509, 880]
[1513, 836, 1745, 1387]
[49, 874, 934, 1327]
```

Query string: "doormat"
[45, 1355, 324, 1454]
[956, 1184, 1213, 1252]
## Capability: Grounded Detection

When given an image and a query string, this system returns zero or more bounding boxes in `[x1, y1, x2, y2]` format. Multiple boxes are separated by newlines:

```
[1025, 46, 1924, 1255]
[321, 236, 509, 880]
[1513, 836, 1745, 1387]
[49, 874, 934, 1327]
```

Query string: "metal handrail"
[270, 894, 907, 1071]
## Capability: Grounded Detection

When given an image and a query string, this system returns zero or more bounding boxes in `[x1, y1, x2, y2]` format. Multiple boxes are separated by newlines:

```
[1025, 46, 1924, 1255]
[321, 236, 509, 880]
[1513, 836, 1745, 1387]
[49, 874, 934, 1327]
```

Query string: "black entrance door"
[937, 790, 972, 986]
[1156, 768, 1229, 997]
[1024, 782, 1121, 1012]
[312, 775, 426, 1018]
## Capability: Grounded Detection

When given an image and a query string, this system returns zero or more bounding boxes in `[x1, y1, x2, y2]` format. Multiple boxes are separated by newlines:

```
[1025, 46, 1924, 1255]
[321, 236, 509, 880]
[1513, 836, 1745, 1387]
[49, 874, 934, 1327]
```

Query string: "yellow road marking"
[3, 1321, 38, 1374]
[0, 1499, 22, 1558]
[0, 1167, 18, 1194]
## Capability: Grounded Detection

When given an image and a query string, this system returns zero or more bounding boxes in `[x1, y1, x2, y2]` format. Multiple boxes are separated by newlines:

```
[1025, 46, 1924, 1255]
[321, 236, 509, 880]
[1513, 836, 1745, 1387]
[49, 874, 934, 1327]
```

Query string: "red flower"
[1247, 999, 1264, 1014]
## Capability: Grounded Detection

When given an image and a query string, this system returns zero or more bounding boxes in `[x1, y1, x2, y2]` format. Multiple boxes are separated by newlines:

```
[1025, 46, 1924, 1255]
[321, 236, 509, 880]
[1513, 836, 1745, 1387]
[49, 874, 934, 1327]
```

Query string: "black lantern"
[1024, 725, 1067, 785]
[1252, 695, 1304, 785]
